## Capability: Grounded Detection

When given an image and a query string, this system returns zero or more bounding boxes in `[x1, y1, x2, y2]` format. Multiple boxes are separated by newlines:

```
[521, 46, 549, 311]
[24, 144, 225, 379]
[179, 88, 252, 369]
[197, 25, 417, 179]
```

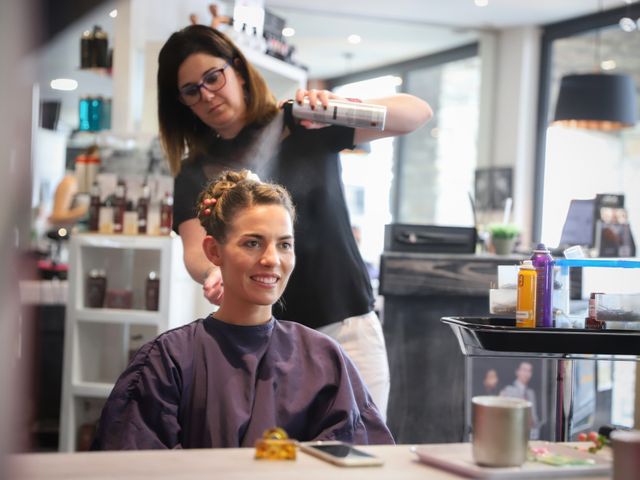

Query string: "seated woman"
[92, 170, 393, 449]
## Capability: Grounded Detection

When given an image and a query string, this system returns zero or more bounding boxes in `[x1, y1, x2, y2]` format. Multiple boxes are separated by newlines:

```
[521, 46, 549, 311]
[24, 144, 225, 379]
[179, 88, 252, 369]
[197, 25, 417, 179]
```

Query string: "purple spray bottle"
[531, 243, 554, 327]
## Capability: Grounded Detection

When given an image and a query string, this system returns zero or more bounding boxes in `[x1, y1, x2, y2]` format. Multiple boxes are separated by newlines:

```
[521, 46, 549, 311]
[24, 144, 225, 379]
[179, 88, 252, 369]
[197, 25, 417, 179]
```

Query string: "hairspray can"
[286, 99, 386, 130]
[516, 260, 537, 328]
[530, 243, 554, 327]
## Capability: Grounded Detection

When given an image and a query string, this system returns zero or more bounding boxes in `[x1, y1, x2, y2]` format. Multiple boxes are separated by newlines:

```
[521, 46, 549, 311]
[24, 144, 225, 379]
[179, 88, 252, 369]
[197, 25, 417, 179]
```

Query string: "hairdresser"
[157, 24, 433, 418]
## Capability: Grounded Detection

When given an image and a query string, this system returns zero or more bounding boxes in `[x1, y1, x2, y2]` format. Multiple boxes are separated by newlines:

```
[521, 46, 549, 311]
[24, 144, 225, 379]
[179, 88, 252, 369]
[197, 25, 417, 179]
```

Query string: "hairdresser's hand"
[290, 88, 352, 129]
[203, 266, 224, 305]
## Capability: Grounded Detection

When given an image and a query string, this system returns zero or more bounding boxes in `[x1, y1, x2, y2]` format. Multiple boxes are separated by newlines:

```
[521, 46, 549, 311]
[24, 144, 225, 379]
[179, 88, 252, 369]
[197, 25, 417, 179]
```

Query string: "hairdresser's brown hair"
[158, 25, 278, 176]
[197, 169, 295, 242]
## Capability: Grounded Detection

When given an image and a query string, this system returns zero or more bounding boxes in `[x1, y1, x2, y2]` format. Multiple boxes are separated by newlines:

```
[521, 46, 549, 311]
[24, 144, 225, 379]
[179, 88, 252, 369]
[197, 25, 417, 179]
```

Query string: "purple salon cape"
[92, 316, 394, 449]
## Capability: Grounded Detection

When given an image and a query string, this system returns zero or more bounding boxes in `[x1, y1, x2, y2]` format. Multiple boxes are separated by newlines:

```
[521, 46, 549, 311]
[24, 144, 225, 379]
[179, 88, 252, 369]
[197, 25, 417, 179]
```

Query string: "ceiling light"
[347, 34, 361, 45]
[553, 73, 637, 131]
[109, 9, 118, 18]
[600, 59, 617, 70]
[282, 27, 295, 37]
[50, 78, 78, 91]
[474, 0, 489, 7]
[619, 16, 636, 31]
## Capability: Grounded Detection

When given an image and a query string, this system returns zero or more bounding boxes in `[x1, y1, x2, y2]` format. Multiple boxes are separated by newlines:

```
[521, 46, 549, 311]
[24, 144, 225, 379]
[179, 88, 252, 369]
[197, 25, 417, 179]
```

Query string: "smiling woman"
[90, 169, 393, 450]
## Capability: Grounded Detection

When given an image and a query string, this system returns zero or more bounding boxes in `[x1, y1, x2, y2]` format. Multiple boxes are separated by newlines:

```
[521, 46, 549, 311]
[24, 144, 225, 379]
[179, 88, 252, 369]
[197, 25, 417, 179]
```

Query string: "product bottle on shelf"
[88, 181, 101, 232]
[78, 96, 91, 131]
[145, 271, 160, 311]
[92, 25, 109, 68]
[515, 260, 537, 328]
[530, 243, 554, 327]
[137, 183, 150, 234]
[585, 292, 605, 329]
[123, 201, 138, 235]
[112, 179, 126, 233]
[80, 29, 93, 69]
[86, 268, 107, 308]
[160, 192, 173, 235]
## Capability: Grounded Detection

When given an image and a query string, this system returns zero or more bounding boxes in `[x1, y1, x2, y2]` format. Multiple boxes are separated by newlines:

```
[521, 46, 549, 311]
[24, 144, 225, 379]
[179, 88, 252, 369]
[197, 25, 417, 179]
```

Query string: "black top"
[173, 112, 374, 328]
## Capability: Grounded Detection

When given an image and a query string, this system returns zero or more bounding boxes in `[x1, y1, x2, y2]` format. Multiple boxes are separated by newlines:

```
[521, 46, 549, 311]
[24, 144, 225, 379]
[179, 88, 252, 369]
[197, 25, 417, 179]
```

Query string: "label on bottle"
[290, 99, 387, 130]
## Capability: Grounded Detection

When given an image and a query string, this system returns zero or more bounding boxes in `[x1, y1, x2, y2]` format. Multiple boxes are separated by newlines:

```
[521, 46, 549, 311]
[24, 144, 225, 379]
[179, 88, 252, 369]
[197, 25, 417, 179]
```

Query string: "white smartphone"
[298, 441, 384, 467]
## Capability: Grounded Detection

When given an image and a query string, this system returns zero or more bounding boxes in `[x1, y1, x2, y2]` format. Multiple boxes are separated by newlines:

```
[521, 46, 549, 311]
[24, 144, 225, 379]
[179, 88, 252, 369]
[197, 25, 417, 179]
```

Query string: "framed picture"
[474, 167, 513, 211]
[466, 357, 552, 441]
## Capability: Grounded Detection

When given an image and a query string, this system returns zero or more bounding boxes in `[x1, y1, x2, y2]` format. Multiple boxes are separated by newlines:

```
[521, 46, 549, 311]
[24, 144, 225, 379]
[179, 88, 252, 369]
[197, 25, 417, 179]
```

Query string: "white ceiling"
[264, 0, 634, 79]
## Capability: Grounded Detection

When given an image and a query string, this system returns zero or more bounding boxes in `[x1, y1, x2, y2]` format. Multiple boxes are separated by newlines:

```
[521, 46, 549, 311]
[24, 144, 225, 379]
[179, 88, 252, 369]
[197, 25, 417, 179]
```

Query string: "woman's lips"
[250, 274, 280, 287]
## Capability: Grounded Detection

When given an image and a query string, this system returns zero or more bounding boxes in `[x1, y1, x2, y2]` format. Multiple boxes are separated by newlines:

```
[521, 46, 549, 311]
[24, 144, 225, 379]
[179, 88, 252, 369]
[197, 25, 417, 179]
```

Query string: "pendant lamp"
[553, 73, 638, 131]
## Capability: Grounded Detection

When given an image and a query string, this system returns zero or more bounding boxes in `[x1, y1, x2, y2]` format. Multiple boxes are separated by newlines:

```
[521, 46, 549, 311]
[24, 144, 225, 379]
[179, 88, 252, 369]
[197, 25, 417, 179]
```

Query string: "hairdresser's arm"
[354, 94, 433, 144]
[293, 89, 432, 144]
[178, 218, 224, 305]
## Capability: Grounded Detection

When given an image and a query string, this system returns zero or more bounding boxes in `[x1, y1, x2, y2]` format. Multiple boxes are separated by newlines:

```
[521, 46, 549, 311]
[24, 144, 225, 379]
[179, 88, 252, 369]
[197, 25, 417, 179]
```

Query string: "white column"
[491, 26, 542, 247]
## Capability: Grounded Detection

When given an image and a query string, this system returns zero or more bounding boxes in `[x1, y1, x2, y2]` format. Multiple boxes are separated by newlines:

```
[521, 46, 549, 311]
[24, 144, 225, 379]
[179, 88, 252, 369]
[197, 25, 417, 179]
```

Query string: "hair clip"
[203, 208, 212, 216]
[203, 197, 216, 206]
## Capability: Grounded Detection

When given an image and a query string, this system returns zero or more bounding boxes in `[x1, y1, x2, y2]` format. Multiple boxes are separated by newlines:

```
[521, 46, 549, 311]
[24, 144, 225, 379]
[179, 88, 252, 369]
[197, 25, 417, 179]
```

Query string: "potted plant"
[488, 224, 520, 255]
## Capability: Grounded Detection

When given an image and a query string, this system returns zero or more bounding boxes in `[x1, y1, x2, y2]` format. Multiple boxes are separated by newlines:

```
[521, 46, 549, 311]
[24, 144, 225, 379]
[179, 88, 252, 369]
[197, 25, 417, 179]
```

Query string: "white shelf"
[59, 234, 196, 452]
[72, 382, 114, 398]
[75, 308, 161, 325]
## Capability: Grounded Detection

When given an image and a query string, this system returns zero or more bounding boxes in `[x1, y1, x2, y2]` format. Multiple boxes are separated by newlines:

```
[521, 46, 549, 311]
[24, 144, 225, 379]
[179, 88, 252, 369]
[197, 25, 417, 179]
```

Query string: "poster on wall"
[467, 357, 551, 440]
[474, 167, 513, 211]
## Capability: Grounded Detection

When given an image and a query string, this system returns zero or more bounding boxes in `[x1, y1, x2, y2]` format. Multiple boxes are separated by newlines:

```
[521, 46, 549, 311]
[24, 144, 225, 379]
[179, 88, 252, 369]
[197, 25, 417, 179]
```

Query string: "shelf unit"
[58, 233, 195, 452]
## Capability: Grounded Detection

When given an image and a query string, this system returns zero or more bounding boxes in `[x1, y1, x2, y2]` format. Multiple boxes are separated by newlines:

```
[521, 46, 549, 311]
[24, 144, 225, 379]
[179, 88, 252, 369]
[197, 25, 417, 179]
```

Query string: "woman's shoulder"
[137, 319, 203, 362]
[274, 319, 341, 350]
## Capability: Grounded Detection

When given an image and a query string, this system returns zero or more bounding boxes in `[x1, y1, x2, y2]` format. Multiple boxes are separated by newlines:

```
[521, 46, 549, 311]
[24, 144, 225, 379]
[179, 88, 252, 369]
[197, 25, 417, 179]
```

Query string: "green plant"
[489, 223, 520, 239]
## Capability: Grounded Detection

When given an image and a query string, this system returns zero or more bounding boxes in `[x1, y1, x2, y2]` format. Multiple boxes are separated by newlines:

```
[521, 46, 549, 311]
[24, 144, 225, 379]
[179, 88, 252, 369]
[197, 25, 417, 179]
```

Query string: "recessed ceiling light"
[109, 9, 117, 18]
[475, 0, 489, 7]
[347, 34, 361, 45]
[50, 78, 78, 91]
[601, 59, 617, 70]
[282, 27, 295, 37]
[619, 17, 636, 32]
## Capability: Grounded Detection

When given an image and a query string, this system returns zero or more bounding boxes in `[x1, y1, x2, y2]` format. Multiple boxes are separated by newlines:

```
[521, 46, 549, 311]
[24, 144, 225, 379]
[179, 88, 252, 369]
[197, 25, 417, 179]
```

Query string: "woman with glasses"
[157, 24, 432, 419]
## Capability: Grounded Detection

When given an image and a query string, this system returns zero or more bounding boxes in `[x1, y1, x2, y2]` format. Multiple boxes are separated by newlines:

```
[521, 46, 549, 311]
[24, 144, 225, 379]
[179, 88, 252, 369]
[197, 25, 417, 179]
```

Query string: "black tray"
[441, 316, 640, 357]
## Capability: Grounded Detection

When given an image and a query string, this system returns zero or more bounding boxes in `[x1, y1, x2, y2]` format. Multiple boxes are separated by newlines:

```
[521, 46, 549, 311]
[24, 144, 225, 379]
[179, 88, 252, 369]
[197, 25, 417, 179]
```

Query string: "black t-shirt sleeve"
[292, 123, 356, 153]
[172, 163, 208, 233]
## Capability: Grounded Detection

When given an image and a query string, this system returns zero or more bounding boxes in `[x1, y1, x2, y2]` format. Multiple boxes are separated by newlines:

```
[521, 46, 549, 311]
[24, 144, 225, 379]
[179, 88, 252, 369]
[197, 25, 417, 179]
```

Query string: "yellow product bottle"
[516, 260, 537, 328]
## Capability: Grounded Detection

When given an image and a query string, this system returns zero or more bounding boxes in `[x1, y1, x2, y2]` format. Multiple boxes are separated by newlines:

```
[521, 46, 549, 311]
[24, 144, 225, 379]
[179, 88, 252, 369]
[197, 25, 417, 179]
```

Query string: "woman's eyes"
[280, 241, 294, 250]
[243, 240, 260, 248]
[203, 71, 222, 85]
[241, 240, 293, 250]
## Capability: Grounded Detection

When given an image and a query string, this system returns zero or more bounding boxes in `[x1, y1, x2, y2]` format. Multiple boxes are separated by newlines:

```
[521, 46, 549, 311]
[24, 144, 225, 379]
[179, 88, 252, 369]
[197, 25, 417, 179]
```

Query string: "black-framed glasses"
[178, 62, 230, 106]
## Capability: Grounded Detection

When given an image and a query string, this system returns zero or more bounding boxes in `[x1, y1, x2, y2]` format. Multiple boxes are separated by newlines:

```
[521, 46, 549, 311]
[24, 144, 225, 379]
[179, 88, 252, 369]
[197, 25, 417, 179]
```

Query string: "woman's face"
[206, 204, 295, 309]
[177, 52, 247, 138]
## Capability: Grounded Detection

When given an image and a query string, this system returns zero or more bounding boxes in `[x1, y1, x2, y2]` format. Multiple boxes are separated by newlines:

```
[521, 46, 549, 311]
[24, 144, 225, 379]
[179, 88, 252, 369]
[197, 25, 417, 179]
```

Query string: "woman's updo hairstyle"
[197, 169, 295, 242]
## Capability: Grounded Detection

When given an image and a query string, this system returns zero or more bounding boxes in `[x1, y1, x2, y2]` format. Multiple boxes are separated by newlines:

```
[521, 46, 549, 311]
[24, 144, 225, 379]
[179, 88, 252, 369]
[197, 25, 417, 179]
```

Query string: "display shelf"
[72, 382, 113, 398]
[75, 308, 160, 325]
[59, 234, 196, 452]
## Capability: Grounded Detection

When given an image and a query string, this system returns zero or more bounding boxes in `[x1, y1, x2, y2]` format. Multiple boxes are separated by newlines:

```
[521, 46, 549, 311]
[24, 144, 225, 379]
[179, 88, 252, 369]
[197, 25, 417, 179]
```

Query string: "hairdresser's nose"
[200, 86, 215, 102]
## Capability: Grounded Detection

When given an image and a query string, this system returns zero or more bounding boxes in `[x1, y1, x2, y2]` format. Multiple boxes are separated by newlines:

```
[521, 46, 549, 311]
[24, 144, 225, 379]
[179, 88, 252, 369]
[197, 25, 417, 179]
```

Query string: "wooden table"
[9, 444, 609, 480]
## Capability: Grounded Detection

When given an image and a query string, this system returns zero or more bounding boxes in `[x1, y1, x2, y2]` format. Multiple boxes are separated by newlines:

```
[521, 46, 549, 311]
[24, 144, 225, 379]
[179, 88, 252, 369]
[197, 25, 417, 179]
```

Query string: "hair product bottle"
[284, 99, 387, 130]
[516, 260, 537, 328]
[530, 243, 554, 327]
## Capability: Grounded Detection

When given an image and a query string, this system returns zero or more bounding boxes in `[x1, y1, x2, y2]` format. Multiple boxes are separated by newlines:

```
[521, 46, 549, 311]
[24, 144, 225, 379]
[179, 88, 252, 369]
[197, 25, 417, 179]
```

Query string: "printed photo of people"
[470, 358, 550, 440]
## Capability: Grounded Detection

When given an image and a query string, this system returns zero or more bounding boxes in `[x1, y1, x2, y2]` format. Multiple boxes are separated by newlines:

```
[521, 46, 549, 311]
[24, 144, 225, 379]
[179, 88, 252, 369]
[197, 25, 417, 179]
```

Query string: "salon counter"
[380, 252, 523, 444]
[9, 443, 610, 480]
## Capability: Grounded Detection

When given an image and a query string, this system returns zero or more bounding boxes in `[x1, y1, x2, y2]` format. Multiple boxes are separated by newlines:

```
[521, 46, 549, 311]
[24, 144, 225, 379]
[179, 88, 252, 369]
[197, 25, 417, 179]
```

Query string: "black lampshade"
[553, 73, 638, 131]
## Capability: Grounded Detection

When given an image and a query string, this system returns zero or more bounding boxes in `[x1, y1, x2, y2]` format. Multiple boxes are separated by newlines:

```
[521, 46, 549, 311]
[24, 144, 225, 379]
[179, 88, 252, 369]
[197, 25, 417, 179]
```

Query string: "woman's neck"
[213, 302, 272, 326]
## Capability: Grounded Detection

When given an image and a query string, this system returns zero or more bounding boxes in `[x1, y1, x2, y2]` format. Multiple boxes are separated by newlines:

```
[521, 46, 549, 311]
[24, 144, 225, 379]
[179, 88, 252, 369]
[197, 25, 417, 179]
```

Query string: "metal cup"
[611, 430, 640, 480]
[472, 396, 532, 467]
